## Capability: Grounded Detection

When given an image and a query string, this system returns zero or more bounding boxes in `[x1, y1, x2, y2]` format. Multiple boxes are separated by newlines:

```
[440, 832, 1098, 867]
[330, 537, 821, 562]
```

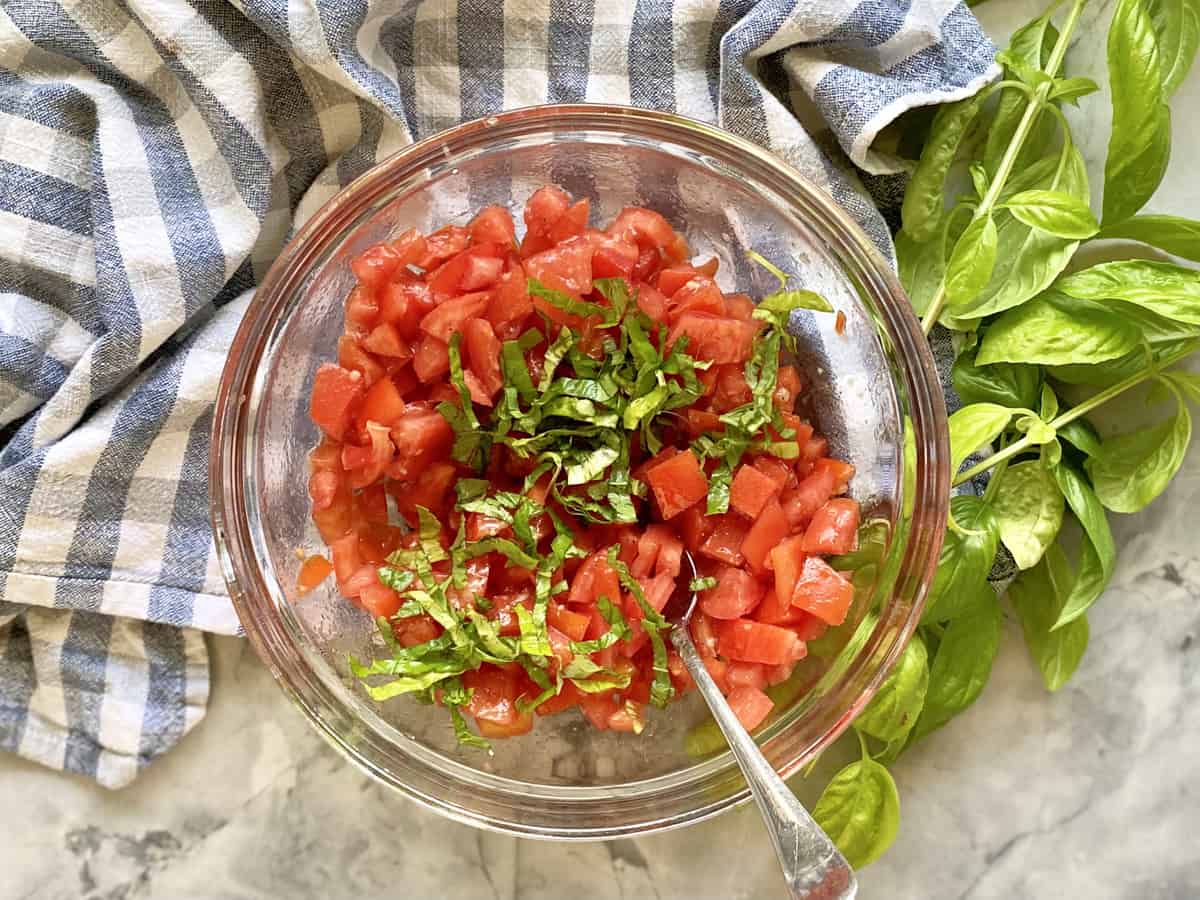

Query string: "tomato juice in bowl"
[210, 105, 949, 838]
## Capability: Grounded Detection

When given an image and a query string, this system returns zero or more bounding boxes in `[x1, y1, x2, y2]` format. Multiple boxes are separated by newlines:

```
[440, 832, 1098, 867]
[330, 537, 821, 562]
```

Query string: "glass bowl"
[210, 104, 948, 839]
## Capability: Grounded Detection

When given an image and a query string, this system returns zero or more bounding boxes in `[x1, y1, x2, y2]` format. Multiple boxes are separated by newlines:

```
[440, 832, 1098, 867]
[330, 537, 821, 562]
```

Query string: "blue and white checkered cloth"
[0, 0, 997, 788]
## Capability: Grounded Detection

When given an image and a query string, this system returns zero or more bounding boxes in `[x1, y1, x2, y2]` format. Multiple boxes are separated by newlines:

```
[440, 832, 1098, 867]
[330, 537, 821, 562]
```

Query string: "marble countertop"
[5, 3, 1199, 898]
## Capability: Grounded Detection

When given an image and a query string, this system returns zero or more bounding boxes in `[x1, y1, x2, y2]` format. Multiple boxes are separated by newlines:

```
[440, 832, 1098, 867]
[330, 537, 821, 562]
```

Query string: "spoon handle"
[671, 627, 857, 900]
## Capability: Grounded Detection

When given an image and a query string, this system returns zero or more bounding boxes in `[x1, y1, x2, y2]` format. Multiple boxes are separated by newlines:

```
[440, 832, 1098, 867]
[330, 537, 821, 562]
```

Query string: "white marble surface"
[5, 4, 1200, 898]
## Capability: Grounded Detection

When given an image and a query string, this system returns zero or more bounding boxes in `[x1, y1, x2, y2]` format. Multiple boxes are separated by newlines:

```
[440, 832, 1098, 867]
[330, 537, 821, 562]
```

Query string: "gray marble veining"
[4, 3, 1199, 897]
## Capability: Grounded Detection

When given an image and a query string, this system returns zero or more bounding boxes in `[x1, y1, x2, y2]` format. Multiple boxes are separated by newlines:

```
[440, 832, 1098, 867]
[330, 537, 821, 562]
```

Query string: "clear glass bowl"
[210, 104, 948, 839]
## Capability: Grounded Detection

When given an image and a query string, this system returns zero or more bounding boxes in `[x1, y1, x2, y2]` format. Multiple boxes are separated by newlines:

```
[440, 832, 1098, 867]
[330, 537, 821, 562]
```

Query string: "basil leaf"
[1147, 0, 1200, 96]
[746, 250, 790, 288]
[948, 144, 1088, 324]
[360, 667, 463, 701]
[607, 547, 674, 708]
[527, 277, 611, 321]
[812, 745, 901, 870]
[1048, 303, 1200, 386]
[1103, 0, 1172, 225]
[1086, 386, 1192, 512]
[944, 213, 998, 307]
[951, 354, 1041, 410]
[895, 216, 947, 317]
[911, 597, 1001, 741]
[924, 495, 1000, 623]
[947, 403, 1014, 476]
[902, 93, 987, 242]
[378, 566, 415, 594]
[991, 460, 1065, 570]
[689, 576, 718, 592]
[854, 634, 929, 743]
[1058, 419, 1103, 458]
[985, 15, 1060, 175]
[1050, 465, 1116, 629]
[1054, 260, 1200, 326]
[1003, 189, 1099, 239]
[448, 704, 492, 750]
[1010, 547, 1090, 692]
[1047, 75, 1100, 104]
[1097, 214, 1200, 262]
[752, 289, 834, 334]
[976, 293, 1141, 366]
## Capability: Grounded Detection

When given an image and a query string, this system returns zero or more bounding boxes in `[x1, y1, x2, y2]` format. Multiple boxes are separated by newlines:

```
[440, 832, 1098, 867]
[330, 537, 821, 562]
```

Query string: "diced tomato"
[752, 456, 793, 491]
[643, 449, 708, 520]
[677, 501, 714, 554]
[703, 657, 730, 693]
[577, 692, 620, 730]
[754, 587, 806, 627]
[791, 556, 854, 626]
[537, 681, 583, 716]
[329, 532, 363, 586]
[337, 335, 385, 385]
[685, 408, 723, 438]
[739, 498, 788, 574]
[296, 554, 334, 596]
[548, 602, 590, 642]
[358, 374, 406, 427]
[724, 292, 756, 321]
[487, 263, 533, 331]
[378, 279, 434, 338]
[667, 314, 758, 365]
[711, 365, 753, 413]
[523, 185, 570, 238]
[525, 234, 594, 296]
[607, 206, 677, 252]
[717, 619, 804, 666]
[470, 205, 517, 246]
[309, 364, 365, 441]
[351, 240, 411, 289]
[699, 566, 764, 620]
[768, 535, 807, 609]
[636, 282, 669, 322]
[781, 465, 837, 530]
[548, 198, 590, 243]
[668, 276, 726, 321]
[657, 265, 699, 297]
[765, 661, 797, 687]
[802, 498, 860, 556]
[308, 469, 340, 511]
[813, 457, 856, 494]
[726, 685, 774, 731]
[416, 225, 471, 270]
[419, 291, 491, 341]
[396, 613, 441, 647]
[726, 661, 767, 692]
[691, 610, 721, 658]
[412, 333, 451, 382]
[607, 700, 645, 733]
[360, 322, 410, 360]
[774, 365, 803, 411]
[476, 711, 535, 738]
[463, 666, 521, 724]
[460, 254, 504, 292]
[359, 581, 401, 617]
[392, 459, 456, 525]
[460, 317, 504, 398]
[345, 285, 379, 332]
[698, 514, 748, 566]
[730, 463, 782, 519]
[792, 609, 828, 641]
[591, 238, 639, 278]
[387, 406, 453, 480]
[567, 551, 623, 607]
[630, 524, 683, 580]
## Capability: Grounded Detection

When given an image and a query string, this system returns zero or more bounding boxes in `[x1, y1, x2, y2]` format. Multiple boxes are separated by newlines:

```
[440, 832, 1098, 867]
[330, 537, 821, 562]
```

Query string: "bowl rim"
[209, 102, 949, 839]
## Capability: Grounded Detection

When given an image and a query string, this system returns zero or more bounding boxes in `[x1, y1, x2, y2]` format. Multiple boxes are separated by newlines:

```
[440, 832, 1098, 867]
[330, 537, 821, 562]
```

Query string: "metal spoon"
[667, 551, 857, 900]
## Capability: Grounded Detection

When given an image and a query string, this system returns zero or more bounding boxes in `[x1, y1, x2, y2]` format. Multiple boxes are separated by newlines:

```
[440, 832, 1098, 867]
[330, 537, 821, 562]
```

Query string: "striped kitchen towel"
[0, 0, 997, 788]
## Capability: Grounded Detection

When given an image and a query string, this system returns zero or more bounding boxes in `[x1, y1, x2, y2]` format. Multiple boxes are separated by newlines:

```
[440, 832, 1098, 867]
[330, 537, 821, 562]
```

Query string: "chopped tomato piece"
[726, 661, 768, 692]
[781, 465, 837, 530]
[387, 406, 453, 480]
[309, 364, 365, 441]
[412, 333, 451, 382]
[667, 314, 758, 365]
[717, 619, 805, 666]
[698, 514, 748, 566]
[419, 291, 491, 341]
[668, 276, 726, 320]
[525, 234, 594, 296]
[699, 566, 764, 620]
[548, 602, 590, 642]
[470, 205, 517, 246]
[296, 554, 334, 595]
[463, 317, 504, 397]
[801, 498, 860, 556]
[739, 497, 788, 574]
[791, 556, 854, 626]
[813, 457, 856, 494]
[730, 463, 782, 518]
[768, 535, 807, 610]
[726, 685, 774, 731]
[358, 374, 407, 427]
[643, 449, 708, 520]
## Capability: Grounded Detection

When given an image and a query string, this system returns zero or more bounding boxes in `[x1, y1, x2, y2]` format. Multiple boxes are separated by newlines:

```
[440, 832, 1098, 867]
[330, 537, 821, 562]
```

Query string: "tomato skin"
[801, 498, 860, 556]
[813, 457, 856, 494]
[643, 449, 708, 520]
[548, 602, 590, 642]
[656, 265, 700, 297]
[768, 535, 807, 611]
[791, 556, 854, 626]
[730, 463, 782, 519]
[523, 185, 570, 239]
[726, 685, 774, 731]
[607, 206, 677, 252]
[309, 364, 365, 441]
[549, 198, 590, 243]
[781, 464, 837, 530]
[668, 276, 726, 321]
